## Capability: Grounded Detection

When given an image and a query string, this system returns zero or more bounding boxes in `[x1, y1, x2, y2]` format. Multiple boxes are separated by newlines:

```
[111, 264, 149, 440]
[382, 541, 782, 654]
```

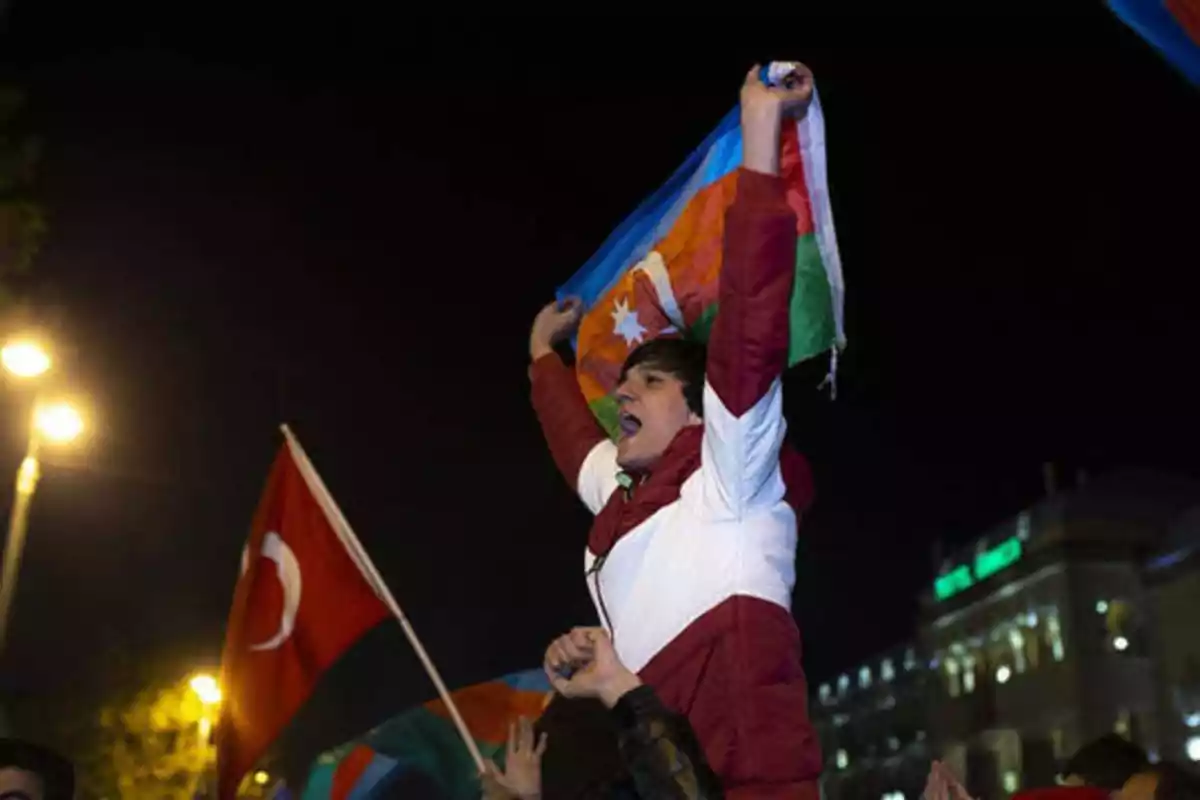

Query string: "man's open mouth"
[618, 411, 642, 437]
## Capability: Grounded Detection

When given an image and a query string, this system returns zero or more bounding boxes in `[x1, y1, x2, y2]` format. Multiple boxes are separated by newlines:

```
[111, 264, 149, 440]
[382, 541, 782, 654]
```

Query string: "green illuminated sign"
[934, 536, 1023, 602]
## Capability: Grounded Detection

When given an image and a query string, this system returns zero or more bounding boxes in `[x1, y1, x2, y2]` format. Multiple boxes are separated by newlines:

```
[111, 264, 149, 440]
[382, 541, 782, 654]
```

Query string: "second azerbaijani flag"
[557, 62, 846, 438]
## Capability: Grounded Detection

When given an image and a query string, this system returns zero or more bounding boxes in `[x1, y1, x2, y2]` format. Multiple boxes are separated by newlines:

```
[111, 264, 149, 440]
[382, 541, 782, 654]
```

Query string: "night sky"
[1, 6, 1198, 767]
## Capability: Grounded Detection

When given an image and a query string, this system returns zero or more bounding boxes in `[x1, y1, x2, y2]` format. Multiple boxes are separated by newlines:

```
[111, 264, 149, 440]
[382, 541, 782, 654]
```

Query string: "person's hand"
[923, 760, 974, 800]
[741, 62, 814, 120]
[543, 627, 642, 708]
[740, 63, 814, 176]
[530, 298, 583, 361]
[479, 717, 546, 800]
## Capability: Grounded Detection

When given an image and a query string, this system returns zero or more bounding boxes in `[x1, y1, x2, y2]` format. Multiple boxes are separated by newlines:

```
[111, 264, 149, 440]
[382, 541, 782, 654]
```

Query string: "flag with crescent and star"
[216, 436, 390, 800]
[557, 62, 846, 438]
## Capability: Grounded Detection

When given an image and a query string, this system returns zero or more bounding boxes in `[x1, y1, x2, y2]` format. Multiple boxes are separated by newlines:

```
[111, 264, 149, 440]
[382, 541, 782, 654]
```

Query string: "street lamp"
[0, 387, 85, 655]
[189, 674, 223, 707]
[189, 672, 222, 798]
[0, 341, 50, 379]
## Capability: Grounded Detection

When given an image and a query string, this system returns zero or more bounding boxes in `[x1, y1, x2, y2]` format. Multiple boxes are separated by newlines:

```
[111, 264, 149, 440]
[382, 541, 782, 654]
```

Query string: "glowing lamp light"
[1, 341, 51, 378]
[1114, 636, 1130, 652]
[253, 771, 271, 786]
[996, 665, 1012, 684]
[34, 402, 84, 443]
[189, 674, 222, 706]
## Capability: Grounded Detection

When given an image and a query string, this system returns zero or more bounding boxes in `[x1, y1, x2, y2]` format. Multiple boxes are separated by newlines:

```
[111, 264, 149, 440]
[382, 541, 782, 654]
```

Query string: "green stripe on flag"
[589, 395, 621, 441]
[787, 232, 837, 364]
[686, 233, 835, 364]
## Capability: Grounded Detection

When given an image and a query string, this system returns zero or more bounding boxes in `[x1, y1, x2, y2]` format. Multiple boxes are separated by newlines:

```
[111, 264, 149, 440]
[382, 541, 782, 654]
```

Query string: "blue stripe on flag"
[1108, 0, 1200, 85]
[346, 753, 401, 800]
[497, 668, 553, 693]
[556, 64, 802, 313]
[556, 105, 743, 310]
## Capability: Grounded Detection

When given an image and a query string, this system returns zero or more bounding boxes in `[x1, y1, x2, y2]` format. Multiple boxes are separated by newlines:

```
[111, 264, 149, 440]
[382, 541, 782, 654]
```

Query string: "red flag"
[216, 438, 390, 798]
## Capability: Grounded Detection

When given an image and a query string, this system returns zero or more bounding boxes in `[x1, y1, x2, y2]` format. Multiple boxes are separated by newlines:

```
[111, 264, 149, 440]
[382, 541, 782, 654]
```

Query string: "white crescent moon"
[632, 251, 684, 330]
[240, 531, 303, 651]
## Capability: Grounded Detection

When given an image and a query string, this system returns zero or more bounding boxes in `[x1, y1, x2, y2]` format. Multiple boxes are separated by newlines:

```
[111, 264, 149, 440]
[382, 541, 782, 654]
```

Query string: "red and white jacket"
[531, 169, 822, 799]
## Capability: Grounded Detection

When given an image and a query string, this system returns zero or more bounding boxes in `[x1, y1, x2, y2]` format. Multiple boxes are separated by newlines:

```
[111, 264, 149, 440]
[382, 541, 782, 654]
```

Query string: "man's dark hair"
[1156, 761, 1200, 800]
[1062, 734, 1149, 790]
[619, 338, 707, 418]
[535, 695, 624, 800]
[0, 738, 74, 800]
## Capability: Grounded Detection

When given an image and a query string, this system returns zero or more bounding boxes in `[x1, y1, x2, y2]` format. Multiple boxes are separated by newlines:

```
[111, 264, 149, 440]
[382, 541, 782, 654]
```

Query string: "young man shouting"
[529, 64, 822, 799]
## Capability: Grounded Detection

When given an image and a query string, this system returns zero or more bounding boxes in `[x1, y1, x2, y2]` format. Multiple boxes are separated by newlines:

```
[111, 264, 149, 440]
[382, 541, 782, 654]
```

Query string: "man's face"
[0, 767, 44, 800]
[614, 364, 701, 472]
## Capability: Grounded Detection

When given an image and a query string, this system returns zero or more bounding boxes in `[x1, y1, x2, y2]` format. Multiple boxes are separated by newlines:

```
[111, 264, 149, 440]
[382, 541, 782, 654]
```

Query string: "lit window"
[1047, 613, 1065, 662]
[838, 674, 850, 695]
[1003, 771, 1019, 793]
[963, 654, 977, 694]
[1115, 709, 1131, 738]
[836, 749, 849, 769]
[859, 666, 872, 689]
[881, 658, 896, 682]
[1009, 628, 1027, 673]
[996, 665, 1012, 684]
[1114, 636, 1130, 652]
[1050, 728, 1066, 759]
[946, 658, 961, 698]
[905, 647, 917, 671]
[1017, 512, 1031, 541]
[819, 684, 831, 703]
[1096, 600, 1109, 615]
[1185, 736, 1200, 763]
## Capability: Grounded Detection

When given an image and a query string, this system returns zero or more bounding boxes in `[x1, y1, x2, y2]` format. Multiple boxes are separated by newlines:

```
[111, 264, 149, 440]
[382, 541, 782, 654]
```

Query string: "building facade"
[812, 470, 1200, 800]
[813, 642, 932, 800]
[1146, 504, 1200, 768]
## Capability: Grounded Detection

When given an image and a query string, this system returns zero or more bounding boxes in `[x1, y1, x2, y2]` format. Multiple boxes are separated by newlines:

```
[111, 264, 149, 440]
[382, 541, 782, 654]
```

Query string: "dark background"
[0, 6, 1197, 769]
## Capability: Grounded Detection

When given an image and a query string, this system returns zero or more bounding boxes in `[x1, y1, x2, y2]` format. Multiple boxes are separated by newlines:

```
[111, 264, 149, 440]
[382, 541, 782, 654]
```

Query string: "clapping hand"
[480, 717, 546, 800]
[923, 760, 974, 800]
[543, 627, 642, 708]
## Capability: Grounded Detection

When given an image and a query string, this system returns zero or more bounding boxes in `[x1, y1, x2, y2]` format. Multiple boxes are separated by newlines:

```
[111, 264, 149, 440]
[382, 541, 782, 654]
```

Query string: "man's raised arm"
[529, 300, 620, 514]
[701, 64, 814, 519]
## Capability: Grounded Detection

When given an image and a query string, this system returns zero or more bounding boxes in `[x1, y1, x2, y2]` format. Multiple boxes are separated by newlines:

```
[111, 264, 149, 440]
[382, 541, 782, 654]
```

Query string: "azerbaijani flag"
[1108, 0, 1200, 84]
[300, 669, 551, 799]
[557, 62, 846, 438]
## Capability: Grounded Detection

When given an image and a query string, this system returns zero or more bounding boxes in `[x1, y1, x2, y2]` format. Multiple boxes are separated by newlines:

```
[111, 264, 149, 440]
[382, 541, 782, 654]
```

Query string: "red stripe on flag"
[1167, 0, 1200, 46]
[330, 745, 377, 800]
[425, 681, 550, 746]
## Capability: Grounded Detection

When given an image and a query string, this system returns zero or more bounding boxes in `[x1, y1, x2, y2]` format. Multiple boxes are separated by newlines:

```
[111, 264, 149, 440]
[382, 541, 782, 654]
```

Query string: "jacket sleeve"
[700, 168, 796, 520]
[612, 686, 725, 800]
[530, 352, 620, 514]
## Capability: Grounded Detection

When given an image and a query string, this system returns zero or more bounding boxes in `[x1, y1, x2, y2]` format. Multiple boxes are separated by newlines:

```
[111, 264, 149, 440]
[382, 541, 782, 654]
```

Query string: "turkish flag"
[216, 440, 390, 799]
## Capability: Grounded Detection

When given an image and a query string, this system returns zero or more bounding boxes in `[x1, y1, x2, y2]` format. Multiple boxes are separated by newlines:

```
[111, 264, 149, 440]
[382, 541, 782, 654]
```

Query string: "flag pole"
[279, 424, 487, 775]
